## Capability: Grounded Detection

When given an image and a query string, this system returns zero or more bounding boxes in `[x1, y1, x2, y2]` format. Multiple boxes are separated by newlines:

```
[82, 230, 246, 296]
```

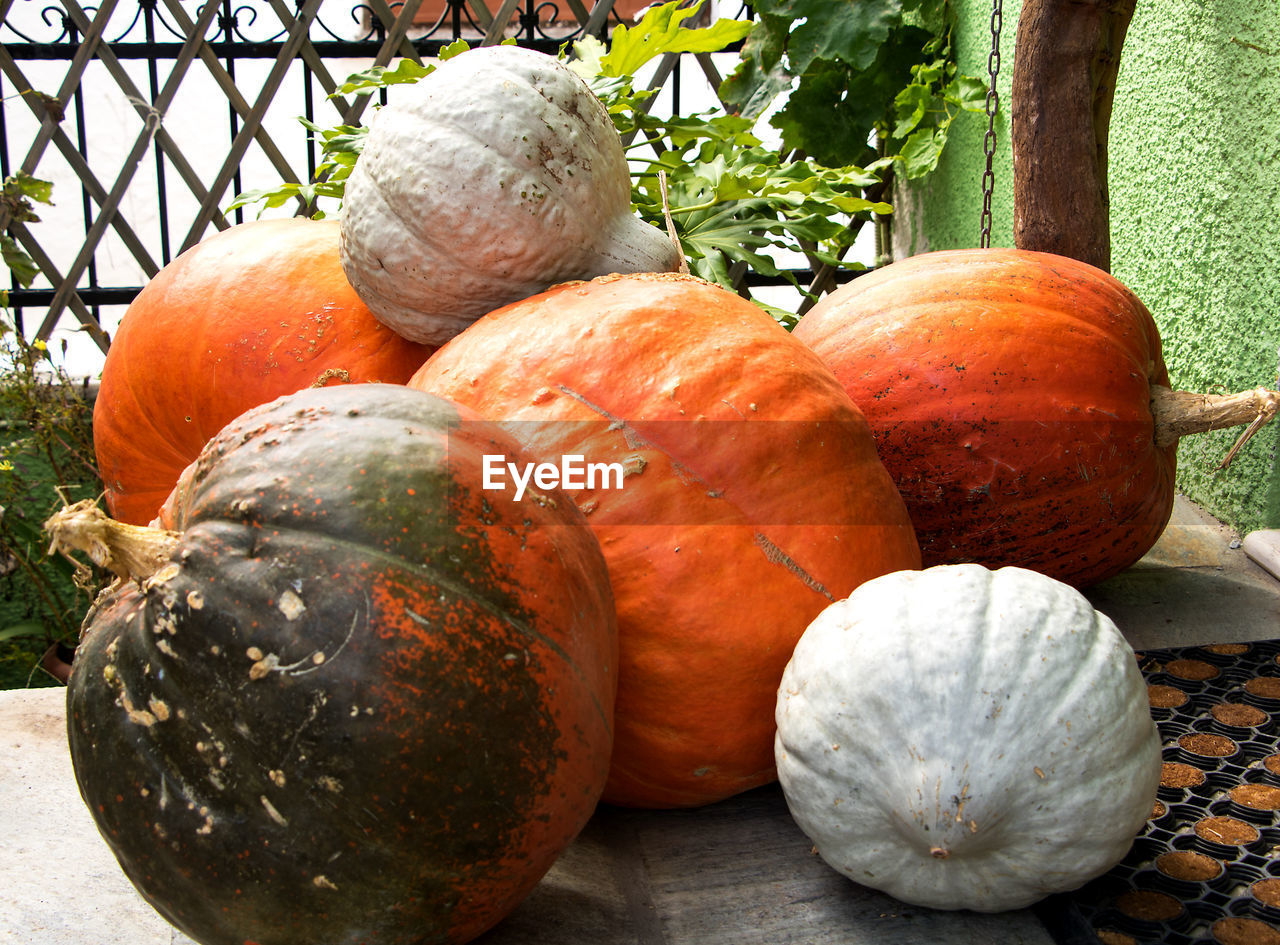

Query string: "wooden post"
[1010, 0, 1137, 272]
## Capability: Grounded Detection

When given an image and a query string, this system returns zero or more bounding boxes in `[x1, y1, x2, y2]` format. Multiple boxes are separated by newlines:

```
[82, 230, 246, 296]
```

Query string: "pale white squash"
[339, 45, 683, 345]
[775, 563, 1160, 912]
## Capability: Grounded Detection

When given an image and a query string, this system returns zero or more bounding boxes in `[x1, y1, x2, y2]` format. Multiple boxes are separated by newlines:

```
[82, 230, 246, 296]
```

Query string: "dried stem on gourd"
[658, 170, 690, 276]
[44, 499, 180, 588]
[1150, 385, 1279, 468]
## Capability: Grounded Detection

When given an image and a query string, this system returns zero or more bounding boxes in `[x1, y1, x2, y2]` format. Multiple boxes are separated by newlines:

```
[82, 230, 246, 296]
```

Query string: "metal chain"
[979, 0, 1003, 248]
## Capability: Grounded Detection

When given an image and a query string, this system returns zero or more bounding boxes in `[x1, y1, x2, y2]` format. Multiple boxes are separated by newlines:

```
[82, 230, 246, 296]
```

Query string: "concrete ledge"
[1084, 495, 1280, 650]
[0, 687, 197, 944]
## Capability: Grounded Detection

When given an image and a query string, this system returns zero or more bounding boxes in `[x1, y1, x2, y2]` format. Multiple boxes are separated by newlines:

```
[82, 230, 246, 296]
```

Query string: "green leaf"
[334, 57, 435, 97]
[439, 38, 472, 60]
[898, 124, 947, 178]
[754, 0, 904, 75]
[770, 62, 874, 168]
[892, 81, 932, 138]
[770, 26, 930, 167]
[300, 119, 368, 157]
[594, 0, 754, 77]
[638, 137, 884, 302]
[718, 13, 793, 120]
[4, 171, 54, 212]
[902, 0, 950, 35]
[947, 73, 991, 113]
[568, 34, 609, 81]
[629, 111, 758, 153]
[911, 57, 947, 87]
[1, 234, 40, 288]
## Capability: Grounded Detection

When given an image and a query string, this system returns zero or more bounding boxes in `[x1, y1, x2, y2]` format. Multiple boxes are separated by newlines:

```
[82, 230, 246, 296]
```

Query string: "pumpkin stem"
[657, 171, 690, 276]
[1150, 385, 1279, 467]
[43, 499, 181, 586]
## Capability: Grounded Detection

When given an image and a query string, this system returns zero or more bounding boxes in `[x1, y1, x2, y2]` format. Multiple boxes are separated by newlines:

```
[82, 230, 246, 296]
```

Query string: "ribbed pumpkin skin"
[793, 248, 1176, 588]
[94, 218, 434, 526]
[775, 564, 1161, 911]
[410, 272, 921, 808]
[338, 45, 682, 345]
[68, 384, 617, 945]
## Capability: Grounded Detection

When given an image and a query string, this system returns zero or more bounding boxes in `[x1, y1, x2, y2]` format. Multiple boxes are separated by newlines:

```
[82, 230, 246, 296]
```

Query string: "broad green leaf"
[947, 73, 991, 112]
[5, 171, 54, 210]
[771, 27, 929, 166]
[629, 111, 758, 153]
[225, 185, 306, 215]
[718, 13, 793, 120]
[892, 81, 932, 138]
[1, 234, 40, 288]
[439, 38, 473, 60]
[301, 119, 368, 157]
[898, 124, 946, 178]
[911, 57, 947, 87]
[770, 61, 877, 168]
[334, 57, 434, 97]
[901, 0, 950, 35]
[756, 0, 904, 75]
[822, 193, 893, 216]
[568, 34, 609, 81]
[597, 0, 754, 78]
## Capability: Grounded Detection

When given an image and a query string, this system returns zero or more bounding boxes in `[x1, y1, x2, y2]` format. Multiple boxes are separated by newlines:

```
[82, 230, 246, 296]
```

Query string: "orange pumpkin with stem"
[793, 248, 1278, 588]
[94, 218, 434, 525]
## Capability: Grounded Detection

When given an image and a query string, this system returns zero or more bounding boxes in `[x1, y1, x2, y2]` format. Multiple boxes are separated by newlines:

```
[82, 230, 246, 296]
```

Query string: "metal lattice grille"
[0, 0, 848, 376]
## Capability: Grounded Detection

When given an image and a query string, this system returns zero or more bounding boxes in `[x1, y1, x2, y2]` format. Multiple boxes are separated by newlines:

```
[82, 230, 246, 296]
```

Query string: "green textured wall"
[897, 0, 1280, 537]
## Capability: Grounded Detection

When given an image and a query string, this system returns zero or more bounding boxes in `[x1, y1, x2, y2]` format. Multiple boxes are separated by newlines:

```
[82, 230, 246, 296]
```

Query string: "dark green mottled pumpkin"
[64, 383, 617, 945]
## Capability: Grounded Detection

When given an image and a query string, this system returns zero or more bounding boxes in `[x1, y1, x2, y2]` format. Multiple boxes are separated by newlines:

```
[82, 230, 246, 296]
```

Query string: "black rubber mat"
[1041, 639, 1280, 945]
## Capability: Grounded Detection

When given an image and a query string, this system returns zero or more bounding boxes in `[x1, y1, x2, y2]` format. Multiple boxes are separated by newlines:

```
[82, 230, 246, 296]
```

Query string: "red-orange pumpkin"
[410, 271, 921, 808]
[793, 248, 1176, 588]
[94, 218, 434, 525]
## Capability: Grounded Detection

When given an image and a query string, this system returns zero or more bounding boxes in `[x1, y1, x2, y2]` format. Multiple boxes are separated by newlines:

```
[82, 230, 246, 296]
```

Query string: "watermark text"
[483, 454, 625, 501]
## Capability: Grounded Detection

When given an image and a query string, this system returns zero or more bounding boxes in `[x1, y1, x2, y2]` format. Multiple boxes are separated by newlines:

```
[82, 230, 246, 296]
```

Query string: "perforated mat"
[1040, 640, 1280, 945]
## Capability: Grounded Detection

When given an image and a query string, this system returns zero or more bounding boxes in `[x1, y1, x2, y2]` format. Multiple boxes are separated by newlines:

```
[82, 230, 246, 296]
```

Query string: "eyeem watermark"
[483, 454, 625, 501]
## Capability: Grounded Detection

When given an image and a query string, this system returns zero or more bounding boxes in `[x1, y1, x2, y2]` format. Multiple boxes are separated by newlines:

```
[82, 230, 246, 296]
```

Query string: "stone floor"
[2, 494, 1278, 945]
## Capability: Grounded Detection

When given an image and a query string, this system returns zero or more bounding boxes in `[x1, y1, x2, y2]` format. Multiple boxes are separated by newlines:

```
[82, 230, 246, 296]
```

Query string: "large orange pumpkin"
[410, 272, 921, 808]
[94, 218, 434, 525]
[793, 248, 1176, 588]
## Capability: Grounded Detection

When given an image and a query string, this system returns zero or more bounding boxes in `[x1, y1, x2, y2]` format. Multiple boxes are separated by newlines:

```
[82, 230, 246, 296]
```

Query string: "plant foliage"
[722, 0, 988, 179]
[0, 323, 104, 686]
[227, 1, 983, 323]
[565, 4, 887, 322]
[1, 171, 55, 307]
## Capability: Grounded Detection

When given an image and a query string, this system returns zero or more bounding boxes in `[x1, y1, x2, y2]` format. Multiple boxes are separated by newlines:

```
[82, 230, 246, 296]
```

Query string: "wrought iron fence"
[0, 0, 856, 377]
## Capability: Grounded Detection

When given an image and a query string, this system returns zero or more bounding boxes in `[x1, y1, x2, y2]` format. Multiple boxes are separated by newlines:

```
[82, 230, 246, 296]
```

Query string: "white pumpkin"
[339, 45, 683, 345]
[775, 563, 1160, 912]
